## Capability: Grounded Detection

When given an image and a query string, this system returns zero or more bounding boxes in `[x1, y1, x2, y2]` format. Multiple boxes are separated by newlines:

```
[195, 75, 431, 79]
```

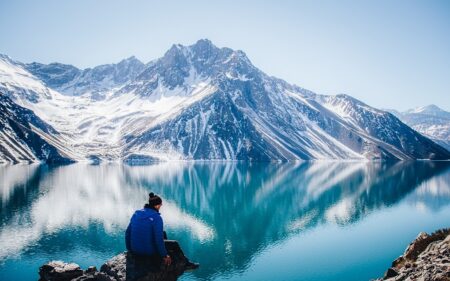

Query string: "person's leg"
[164, 240, 199, 270]
[130, 253, 162, 273]
[164, 240, 185, 258]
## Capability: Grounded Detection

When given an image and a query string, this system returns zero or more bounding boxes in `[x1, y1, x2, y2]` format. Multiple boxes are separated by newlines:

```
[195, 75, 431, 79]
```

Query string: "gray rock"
[39, 251, 190, 281]
[39, 261, 83, 281]
[375, 228, 450, 281]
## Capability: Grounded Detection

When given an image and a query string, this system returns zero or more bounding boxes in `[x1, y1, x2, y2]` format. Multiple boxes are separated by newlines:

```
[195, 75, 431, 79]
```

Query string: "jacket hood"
[134, 207, 160, 220]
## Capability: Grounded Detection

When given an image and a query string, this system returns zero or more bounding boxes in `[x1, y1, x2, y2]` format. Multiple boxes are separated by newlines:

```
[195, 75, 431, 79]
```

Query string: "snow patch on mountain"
[0, 55, 52, 103]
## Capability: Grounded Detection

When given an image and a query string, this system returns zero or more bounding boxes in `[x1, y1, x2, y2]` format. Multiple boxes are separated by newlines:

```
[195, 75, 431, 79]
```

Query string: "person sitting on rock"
[125, 192, 199, 270]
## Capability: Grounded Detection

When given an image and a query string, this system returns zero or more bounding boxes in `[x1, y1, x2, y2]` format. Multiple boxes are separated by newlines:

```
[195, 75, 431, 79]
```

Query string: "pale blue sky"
[1, 0, 449, 111]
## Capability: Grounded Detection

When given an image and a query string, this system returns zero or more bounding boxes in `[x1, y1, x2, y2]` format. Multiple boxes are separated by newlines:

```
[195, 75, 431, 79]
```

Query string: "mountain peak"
[335, 93, 361, 104]
[0, 53, 12, 61]
[421, 104, 443, 111]
[122, 55, 138, 62]
[160, 43, 189, 69]
[117, 56, 143, 66]
[0, 54, 18, 66]
[166, 43, 185, 53]
[189, 39, 219, 55]
[407, 104, 446, 114]
[158, 39, 252, 71]
[191, 38, 215, 48]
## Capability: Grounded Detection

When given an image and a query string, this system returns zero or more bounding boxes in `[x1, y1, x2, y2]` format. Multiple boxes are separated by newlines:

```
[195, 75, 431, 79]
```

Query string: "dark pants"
[146, 233, 187, 266]
[163, 231, 186, 259]
[165, 240, 186, 260]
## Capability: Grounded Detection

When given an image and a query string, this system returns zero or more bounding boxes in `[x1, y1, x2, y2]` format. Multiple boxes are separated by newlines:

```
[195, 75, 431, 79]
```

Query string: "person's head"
[148, 192, 162, 211]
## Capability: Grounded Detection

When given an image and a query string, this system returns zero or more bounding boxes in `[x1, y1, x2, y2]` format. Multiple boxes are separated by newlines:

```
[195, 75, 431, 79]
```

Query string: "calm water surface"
[0, 161, 449, 281]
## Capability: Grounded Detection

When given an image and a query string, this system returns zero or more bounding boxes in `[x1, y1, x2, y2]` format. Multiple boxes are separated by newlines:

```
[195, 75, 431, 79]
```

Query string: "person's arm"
[125, 221, 131, 251]
[154, 216, 168, 257]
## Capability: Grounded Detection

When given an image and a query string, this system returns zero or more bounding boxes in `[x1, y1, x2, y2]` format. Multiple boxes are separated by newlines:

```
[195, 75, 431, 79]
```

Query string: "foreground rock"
[39, 251, 188, 281]
[375, 228, 450, 281]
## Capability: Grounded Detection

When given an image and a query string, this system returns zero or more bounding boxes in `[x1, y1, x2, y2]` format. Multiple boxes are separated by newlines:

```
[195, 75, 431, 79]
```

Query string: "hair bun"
[149, 192, 155, 198]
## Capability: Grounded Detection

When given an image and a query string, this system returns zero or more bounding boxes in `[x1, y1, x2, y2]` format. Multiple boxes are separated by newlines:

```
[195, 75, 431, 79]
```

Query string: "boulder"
[39, 261, 84, 281]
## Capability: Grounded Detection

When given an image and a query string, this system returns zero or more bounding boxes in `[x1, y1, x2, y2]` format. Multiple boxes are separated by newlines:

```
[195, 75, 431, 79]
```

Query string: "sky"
[0, 0, 449, 111]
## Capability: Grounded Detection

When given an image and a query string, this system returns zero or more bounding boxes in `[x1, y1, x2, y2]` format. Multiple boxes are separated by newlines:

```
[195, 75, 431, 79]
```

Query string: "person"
[125, 192, 199, 270]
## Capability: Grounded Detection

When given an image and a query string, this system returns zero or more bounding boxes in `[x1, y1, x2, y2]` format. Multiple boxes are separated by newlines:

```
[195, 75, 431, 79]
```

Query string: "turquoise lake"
[0, 161, 449, 280]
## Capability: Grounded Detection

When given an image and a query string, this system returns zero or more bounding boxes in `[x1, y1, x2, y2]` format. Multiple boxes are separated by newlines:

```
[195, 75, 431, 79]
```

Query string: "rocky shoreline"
[375, 228, 450, 281]
[39, 251, 188, 281]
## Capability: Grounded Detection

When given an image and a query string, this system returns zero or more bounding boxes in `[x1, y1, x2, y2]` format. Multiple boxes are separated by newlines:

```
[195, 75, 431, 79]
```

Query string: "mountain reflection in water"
[0, 161, 449, 281]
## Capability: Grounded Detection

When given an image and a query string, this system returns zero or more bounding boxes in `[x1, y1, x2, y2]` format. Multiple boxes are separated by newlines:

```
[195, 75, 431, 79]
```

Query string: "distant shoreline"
[2, 158, 450, 165]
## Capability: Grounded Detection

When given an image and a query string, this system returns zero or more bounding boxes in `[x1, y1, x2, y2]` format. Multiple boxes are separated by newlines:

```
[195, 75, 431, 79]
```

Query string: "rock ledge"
[375, 228, 450, 281]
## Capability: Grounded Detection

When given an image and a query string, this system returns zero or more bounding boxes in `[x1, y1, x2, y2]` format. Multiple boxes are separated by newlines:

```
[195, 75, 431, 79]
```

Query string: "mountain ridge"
[25, 56, 145, 98]
[0, 39, 449, 163]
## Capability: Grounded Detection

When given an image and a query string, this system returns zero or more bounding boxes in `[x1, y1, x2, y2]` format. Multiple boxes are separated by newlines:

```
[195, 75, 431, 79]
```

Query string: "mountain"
[25, 56, 145, 99]
[0, 93, 73, 164]
[388, 105, 450, 151]
[120, 40, 449, 161]
[0, 40, 449, 163]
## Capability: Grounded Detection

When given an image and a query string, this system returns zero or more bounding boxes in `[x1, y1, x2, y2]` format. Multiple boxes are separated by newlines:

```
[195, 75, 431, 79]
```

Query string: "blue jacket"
[125, 207, 167, 257]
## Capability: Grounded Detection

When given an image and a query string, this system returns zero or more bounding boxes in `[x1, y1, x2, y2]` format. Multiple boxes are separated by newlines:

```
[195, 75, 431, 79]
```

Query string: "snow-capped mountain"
[388, 105, 450, 151]
[25, 56, 145, 99]
[1, 40, 449, 163]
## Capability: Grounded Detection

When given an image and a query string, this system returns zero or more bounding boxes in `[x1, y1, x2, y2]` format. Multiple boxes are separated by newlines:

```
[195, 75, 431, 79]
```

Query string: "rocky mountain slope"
[0, 94, 73, 164]
[0, 40, 449, 163]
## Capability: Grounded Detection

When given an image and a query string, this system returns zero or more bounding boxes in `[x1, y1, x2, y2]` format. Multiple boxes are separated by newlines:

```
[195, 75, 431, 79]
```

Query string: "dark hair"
[145, 192, 162, 210]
